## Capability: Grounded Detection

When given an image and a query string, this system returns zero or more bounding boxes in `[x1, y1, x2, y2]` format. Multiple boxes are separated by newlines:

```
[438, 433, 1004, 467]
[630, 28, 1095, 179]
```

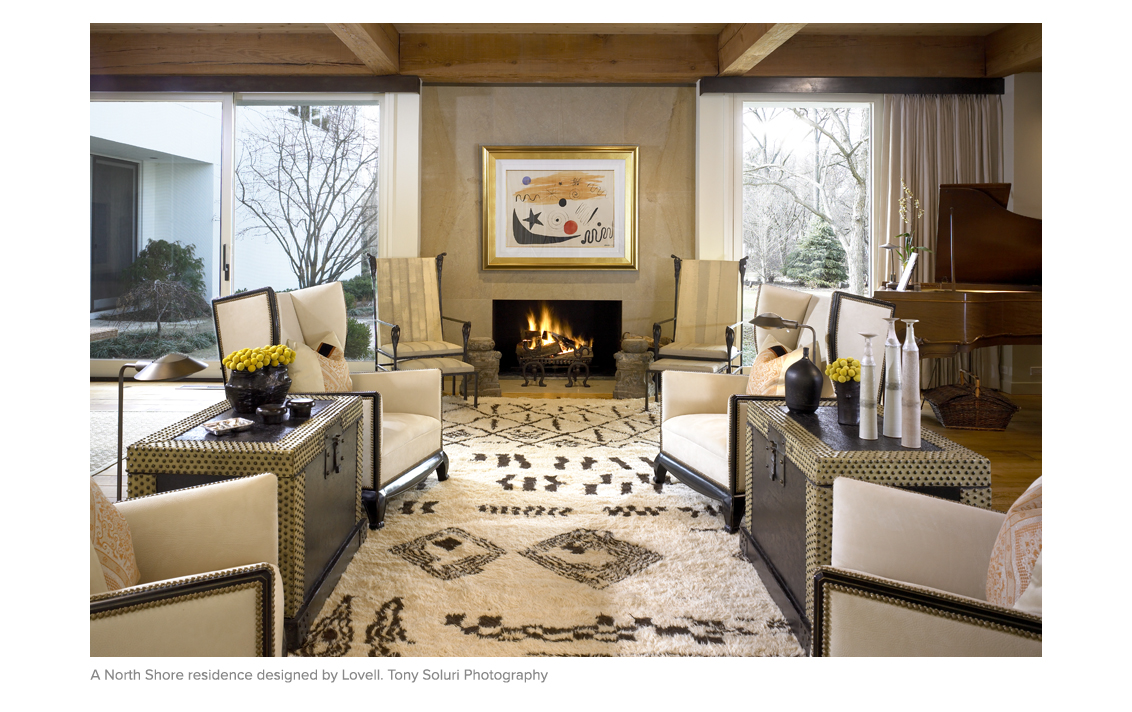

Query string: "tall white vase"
[901, 319, 921, 448]
[882, 317, 902, 438]
[858, 333, 878, 440]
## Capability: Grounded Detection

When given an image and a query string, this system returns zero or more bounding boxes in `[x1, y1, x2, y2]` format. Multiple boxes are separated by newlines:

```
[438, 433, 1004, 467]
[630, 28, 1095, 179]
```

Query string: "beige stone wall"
[419, 85, 696, 340]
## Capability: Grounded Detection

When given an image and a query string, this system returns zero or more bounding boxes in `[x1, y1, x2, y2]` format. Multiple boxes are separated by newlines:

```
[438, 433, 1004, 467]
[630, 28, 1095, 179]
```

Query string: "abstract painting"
[482, 146, 638, 270]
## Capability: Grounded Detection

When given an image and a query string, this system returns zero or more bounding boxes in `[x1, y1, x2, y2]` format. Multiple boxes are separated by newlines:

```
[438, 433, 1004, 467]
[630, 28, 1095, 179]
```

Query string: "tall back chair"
[653, 255, 746, 370]
[827, 291, 896, 403]
[212, 287, 279, 382]
[368, 253, 477, 405]
[274, 282, 349, 354]
[645, 256, 746, 410]
[212, 283, 450, 530]
[368, 253, 469, 370]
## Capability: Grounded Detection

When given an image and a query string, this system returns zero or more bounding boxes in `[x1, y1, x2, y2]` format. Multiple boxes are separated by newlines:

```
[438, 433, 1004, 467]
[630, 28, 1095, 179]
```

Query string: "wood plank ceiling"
[90, 23, 1042, 83]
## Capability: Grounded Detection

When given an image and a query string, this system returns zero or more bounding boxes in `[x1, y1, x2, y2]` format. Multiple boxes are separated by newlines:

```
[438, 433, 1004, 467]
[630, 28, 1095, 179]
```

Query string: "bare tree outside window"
[742, 104, 871, 295]
[236, 104, 380, 289]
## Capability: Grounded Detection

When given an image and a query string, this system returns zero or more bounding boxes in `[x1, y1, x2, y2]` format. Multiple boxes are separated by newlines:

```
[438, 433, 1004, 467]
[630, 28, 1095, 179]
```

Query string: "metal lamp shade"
[133, 353, 208, 382]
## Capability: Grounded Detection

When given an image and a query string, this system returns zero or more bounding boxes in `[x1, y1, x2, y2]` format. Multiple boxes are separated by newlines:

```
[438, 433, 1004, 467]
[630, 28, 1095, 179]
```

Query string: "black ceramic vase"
[833, 380, 861, 426]
[225, 365, 293, 415]
[784, 347, 824, 415]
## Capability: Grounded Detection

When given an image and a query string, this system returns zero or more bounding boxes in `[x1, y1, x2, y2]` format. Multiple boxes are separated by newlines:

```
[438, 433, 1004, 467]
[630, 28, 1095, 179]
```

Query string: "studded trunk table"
[740, 399, 992, 653]
[126, 395, 367, 650]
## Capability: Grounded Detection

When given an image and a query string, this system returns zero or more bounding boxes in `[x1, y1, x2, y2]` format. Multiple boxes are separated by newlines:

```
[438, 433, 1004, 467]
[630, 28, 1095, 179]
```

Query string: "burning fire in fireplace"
[517, 304, 593, 387]
[523, 304, 591, 355]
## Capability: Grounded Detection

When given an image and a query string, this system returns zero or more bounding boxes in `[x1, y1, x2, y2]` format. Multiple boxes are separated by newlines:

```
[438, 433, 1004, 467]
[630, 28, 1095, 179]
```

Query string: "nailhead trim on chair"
[126, 396, 363, 618]
[91, 563, 276, 656]
[814, 566, 1041, 657]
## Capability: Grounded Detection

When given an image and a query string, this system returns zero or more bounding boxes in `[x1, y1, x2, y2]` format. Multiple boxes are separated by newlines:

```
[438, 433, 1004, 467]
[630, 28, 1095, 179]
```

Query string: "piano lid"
[935, 183, 1041, 287]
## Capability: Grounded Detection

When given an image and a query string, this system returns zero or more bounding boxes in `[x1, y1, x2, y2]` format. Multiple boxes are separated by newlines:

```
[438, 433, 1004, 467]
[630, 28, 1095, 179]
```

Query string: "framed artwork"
[481, 145, 638, 270]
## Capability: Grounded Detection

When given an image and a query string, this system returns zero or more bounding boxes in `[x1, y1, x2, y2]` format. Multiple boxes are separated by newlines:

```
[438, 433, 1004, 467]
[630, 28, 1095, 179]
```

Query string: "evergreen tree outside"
[783, 220, 848, 288]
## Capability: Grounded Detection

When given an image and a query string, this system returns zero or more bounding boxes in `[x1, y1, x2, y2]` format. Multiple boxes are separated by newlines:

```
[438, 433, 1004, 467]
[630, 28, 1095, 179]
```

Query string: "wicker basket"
[923, 370, 1020, 431]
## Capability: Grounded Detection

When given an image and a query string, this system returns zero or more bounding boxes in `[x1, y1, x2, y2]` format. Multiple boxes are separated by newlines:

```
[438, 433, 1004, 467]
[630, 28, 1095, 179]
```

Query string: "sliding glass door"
[89, 97, 227, 374]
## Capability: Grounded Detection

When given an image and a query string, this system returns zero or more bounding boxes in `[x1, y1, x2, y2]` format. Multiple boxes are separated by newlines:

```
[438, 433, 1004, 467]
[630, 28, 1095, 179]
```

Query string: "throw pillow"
[286, 339, 326, 393]
[1013, 552, 1042, 616]
[89, 480, 141, 591]
[310, 331, 353, 393]
[745, 334, 810, 397]
[986, 477, 1042, 608]
[746, 340, 790, 396]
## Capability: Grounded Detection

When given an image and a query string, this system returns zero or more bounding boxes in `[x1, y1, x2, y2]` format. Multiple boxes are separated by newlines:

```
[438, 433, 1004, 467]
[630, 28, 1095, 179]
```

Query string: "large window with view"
[234, 101, 380, 363]
[89, 100, 224, 367]
[740, 100, 873, 306]
[89, 96, 381, 372]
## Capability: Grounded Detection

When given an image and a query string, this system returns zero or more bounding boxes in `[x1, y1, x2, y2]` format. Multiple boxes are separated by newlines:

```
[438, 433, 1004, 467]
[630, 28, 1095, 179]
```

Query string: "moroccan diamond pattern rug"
[296, 397, 802, 657]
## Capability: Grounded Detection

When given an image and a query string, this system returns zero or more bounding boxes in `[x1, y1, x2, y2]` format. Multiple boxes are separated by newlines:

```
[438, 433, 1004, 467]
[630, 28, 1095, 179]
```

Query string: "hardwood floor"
[90, 382, 1041, 512]
[920, 393, 1041, 512]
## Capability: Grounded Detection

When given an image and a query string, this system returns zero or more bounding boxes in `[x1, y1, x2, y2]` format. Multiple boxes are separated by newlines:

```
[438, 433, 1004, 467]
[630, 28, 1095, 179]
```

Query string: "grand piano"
[876, 183, 1041, 359]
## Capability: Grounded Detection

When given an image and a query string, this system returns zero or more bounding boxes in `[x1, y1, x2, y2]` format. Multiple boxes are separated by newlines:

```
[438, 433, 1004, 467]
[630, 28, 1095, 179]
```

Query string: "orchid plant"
[895, 179, 932, 267]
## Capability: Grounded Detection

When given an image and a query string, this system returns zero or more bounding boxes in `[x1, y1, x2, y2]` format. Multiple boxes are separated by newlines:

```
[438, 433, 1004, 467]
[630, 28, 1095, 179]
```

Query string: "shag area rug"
[297, 397, 802, 657]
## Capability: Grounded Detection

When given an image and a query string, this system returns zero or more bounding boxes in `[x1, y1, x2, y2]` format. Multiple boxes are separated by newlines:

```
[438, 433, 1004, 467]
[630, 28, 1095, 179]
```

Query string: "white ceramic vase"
[882, 317, 902, 438]
[858, 333, 878, 440]
[901, 319, 921, 448]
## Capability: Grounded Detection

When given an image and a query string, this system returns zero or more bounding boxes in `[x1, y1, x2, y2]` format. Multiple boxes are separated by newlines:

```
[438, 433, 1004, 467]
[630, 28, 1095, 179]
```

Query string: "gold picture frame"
[482, 145, 638, 270]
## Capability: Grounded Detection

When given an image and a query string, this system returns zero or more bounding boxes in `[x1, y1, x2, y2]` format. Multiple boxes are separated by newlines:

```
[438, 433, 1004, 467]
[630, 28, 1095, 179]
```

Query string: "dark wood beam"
[90, 32, 370, 75]
[718, 23, 806, 76]
[90, 75, 421, 93]
[985, 24, 1041, 77]
[700, 76, 1004, 95]
[326, 23, 399, 75]
[399, 33, 717, 83]
[743, 34, 986, 78]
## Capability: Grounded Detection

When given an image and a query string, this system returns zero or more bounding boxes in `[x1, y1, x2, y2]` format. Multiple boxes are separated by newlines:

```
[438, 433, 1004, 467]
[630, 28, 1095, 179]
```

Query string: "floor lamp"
[117, 353, 208, 501]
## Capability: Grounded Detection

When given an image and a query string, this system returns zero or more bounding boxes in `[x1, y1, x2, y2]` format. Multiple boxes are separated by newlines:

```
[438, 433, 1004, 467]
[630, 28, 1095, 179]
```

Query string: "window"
[739, 99, 875, 298]
[233, 99, 380, 362]
[89, 99, 225, 368]
[89, 94, 383, 372]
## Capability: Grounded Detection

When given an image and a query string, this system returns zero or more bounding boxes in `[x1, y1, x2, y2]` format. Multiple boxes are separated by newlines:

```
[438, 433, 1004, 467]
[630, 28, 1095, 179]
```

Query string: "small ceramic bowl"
[256, 403, 288, 424]
[285, 397, 314, 419]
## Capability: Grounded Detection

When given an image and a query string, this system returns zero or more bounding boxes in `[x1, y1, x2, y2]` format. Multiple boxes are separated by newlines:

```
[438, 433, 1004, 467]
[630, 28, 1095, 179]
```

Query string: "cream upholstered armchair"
[812, 478, 1041, 656]
[652, 370, 771, 533]
[91, 473, 284, 657]
[752, 283, 832, 367]
[212, 282, 449, 530]
[367, 254, 477, 405]
[651, 283, 834, 531]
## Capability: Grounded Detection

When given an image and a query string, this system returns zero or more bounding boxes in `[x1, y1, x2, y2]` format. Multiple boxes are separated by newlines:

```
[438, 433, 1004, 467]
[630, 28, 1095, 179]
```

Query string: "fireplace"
[492, 300, 622, 380]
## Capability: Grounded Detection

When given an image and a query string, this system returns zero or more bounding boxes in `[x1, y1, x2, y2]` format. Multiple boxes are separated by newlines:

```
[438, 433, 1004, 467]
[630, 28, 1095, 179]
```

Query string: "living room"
[74, 10, 1069, 705]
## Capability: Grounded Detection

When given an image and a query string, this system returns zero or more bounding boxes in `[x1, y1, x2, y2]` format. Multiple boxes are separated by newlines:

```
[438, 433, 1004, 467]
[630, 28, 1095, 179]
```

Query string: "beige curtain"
[877, 94, 1004, 388]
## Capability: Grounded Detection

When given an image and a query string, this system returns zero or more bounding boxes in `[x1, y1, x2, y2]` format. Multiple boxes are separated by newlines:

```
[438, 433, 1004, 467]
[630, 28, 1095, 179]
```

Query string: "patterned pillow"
[310, 333, 353, 392]
[89, 480, 141, 591]
[746, 343, 790, 395]
[986, 477, 1042, 608]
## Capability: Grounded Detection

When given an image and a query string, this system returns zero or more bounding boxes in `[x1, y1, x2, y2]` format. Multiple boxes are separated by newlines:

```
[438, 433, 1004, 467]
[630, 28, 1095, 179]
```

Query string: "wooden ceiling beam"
[326, 23, 399, 75]
[399, 33, 717, 83]
[717, 23, 806, 76]
[985, 23, 1041, 77]
[90, 32, 370, 75]
[743, 34, 987, 78]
